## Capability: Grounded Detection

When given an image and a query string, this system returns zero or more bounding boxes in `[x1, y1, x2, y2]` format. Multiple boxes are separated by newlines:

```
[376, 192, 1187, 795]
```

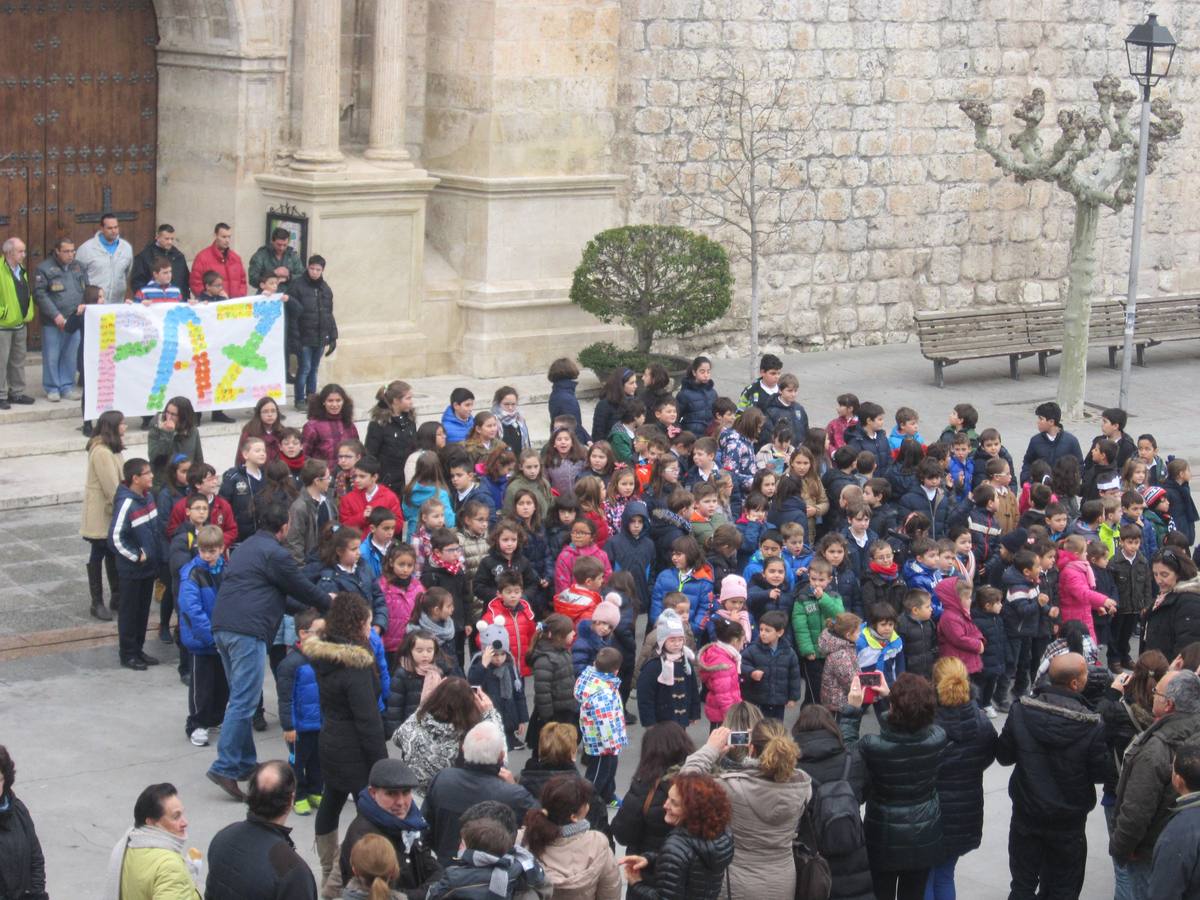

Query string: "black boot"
[86, 561, 112, 621]
[992, 675, 1013, 713]
[104, 555, 120, 611]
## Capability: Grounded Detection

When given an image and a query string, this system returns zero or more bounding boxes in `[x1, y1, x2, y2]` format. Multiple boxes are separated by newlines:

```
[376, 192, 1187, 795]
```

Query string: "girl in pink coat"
[698, 618, 745, 725]
[934, 577, 985, 675]
[1056, 535, 1117, 641]
[553, 518, 612, 593]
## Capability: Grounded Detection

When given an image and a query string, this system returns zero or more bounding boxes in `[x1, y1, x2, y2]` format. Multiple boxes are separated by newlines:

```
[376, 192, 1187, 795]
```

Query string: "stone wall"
[615, 0, 1200, 355]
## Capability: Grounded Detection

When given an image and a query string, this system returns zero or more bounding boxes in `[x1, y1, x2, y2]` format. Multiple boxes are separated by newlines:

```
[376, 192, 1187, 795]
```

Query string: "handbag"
[793, 837, 832, 900]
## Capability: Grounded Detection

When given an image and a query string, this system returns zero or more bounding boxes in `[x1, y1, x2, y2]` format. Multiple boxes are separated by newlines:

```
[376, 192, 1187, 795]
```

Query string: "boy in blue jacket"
[571, 601, 620, 675]
[275, 608, 326, 814]
[995, 548, 1045, 712]
[178, 525, 228, 747]
[110, 457, 168, 671]
[902, 537, 942, 604]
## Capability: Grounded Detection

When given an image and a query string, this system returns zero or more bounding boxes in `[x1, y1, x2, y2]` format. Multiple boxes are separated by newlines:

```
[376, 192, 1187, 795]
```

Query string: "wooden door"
[0, 0, 158, 349]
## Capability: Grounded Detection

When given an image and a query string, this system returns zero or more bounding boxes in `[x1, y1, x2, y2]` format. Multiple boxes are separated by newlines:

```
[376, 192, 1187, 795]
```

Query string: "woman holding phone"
[391, 676, 503, 794]
[841, 672, 947, 900]
[676, 720, 811, 899]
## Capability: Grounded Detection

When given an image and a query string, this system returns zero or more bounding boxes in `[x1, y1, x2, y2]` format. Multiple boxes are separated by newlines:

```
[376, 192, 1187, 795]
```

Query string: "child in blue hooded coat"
[275, 608, 325, 814]
[604, 500, 655, 611]
[177, 525, 228, 746]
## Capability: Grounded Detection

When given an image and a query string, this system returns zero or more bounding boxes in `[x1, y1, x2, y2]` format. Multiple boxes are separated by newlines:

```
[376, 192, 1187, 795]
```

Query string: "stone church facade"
[3, 0, 1197, 380]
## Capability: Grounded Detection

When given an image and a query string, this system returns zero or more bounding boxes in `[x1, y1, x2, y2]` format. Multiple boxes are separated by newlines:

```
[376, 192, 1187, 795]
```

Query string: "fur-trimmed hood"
[301, 634, 376, 668]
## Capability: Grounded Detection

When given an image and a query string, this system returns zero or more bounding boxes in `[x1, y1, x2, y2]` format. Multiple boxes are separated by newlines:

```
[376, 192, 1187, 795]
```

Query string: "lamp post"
[1119, 14, 1176, 409]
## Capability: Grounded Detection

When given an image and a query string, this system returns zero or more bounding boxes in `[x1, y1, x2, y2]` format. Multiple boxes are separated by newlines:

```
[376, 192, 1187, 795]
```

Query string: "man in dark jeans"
[206, 498, 332, 800]
[996, 652, 1107, 898]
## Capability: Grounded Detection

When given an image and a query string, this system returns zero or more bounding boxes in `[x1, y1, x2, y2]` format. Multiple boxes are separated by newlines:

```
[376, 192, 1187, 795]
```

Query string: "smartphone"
[859, 672, 883, 688]
[728, 731, 750, 746]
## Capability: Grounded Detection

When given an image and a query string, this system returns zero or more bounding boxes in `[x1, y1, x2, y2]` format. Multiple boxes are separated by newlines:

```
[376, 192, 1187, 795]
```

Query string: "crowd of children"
[104, 349, 1200, 897]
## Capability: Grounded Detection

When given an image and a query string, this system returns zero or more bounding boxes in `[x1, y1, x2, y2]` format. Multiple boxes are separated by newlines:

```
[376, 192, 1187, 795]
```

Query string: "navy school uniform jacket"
[973, 608, 1008, 675]
[649, 507, 692, 574]
[840, 527, 877, 579]
[828, 562, 862, 617]
[219, 464, 267, 544]
[735, 518, 768, 568]
[471, 550, 538, 609]
[740, 638, 802, 707]
[1019, 428, 1084, 484]
[967, 507, 1002, 567]
[675, 374, 718, 437]
[548, 378, 590, 445]
[109, 484, 167, 579]
[896, 611, 937, 679]
[605, 500, 656, 610]
[845, 424, 892, 474]
[1165, 478, 1200, 546]
[899, 485, 952, 539]
[759, 395, 810, 449]
[1001, 565, 1042, 638]
[571, 618, 614, 676]
[276, 644, 322, 733]
[454, 480, 497, 521]
[970, 445, 1017, 491]
[317, 560, 388, 633]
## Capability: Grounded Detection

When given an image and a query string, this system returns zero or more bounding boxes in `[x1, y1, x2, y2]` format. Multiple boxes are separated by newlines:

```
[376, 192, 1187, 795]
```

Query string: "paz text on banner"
[82, 297, 287, 420]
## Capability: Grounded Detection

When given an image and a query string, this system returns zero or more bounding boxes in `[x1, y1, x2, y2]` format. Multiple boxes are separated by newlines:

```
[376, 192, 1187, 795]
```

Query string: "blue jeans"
[295, 345, 320, 404]
[40, 324, 80, 395]
[925, 856, 958, 899]
[209, 631, 267, 779]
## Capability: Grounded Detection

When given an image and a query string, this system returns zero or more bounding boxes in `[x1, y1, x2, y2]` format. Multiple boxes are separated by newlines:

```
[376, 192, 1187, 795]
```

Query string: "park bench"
[915, 293, 1200, 387]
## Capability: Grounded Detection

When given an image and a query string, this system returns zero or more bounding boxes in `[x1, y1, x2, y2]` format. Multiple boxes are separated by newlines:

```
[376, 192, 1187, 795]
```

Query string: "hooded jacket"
[697, 642, 743, 723]
[1144, 576, 1200, 660]
[574, 665, 628, 756]
[1056, 547, 1111, 641]
[1001, 564, 1042, 638]
[896, 610, 937, 679]
[176, 554, 224, 655]
[530, 643, 576, 722]
[303, 635, 388, 794]
[995, 684, 1107, 827]
[1110, 710, 1200, 862]
[819, 628, 859, 710]
[317, 559, 388, 633]
[605, 500, 656, 606]
[650, 563, 715, 633]
[933, 700, 997, 860]
[934, 579, 983, 674]
[570, 618, 613, 677]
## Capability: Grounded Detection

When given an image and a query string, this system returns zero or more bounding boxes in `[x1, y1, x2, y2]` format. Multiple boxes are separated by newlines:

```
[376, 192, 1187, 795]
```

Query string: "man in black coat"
[206, 499, 333, 800]
[129, 224, 191, 299]
[336, 759, 441, 897]
[996, 652, 1106, 899]
[422, 721, 538, 863]
[206, 760, 317, 900]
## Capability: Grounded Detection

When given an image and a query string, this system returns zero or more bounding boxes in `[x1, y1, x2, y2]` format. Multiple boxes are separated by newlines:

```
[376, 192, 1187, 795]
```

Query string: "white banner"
[83, 297, 287, 420]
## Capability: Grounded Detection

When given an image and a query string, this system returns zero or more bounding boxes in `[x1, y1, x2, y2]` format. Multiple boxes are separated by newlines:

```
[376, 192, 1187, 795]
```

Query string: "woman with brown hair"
[927, 656, 998, 899]
[842, 672, 947, 900]
[618, 772, 734, 900]
[522, 774, 621, 900]
[679, 720, 811, 899]
[391, 676, 502, 794]
[365, 380, 417, 495]
[81, 408, 126, 620]
[235, 395, 285, 466]
[305, 592, 389, 884]
[610, 722, 694, 856]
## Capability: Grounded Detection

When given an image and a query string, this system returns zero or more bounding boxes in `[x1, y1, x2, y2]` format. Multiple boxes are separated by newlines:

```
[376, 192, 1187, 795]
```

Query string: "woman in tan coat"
[81, 410, 126, 620]
[680, 720, 813, 900]
[523, 773, 621, 900]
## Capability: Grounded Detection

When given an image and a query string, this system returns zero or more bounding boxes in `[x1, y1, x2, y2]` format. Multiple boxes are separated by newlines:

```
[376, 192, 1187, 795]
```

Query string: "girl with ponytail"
[677, 719, 812, 899]
[522, 774, 621, 898]
[343, 832, 403, 899]
[365, 380, 417, 495]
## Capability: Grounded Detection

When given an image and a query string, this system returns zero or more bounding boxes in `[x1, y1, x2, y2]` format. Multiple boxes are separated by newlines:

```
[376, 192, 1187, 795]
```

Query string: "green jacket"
[609, 423, 635, 464]
[120, 846, 200, 900]
[247, 245, 304, 292]
[0, 261, 34, 328]
[792, 589, 844, 657]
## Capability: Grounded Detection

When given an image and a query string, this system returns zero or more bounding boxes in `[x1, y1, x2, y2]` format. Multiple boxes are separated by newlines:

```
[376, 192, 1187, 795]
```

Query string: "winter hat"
[655, 609, 686, 649]
[476, 618, 511, 654]
[1144, 486, 1168, 508]
[591, 601, 621, 628]
[1000, 528, 1030, 554]
[719, 574, 748, 603]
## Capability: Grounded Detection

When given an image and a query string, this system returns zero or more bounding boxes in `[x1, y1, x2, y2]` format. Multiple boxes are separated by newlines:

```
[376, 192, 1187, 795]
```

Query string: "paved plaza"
[6, 338, 1197, 896]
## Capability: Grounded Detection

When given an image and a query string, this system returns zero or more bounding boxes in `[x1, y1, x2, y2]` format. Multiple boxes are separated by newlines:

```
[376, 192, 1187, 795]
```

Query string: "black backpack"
[806, 753, 865, 858]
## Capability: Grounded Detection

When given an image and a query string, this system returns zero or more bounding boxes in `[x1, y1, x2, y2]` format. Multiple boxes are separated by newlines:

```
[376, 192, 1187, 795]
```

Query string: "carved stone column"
[365, 0, 410, 163]
[292, 0, 343, 170]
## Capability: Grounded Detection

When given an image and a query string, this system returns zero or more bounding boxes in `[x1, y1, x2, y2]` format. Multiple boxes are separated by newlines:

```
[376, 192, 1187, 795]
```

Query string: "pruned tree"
[960, 75, 1183, 419]
[676, 55, 810, 382]
[570, 225, 732, 355]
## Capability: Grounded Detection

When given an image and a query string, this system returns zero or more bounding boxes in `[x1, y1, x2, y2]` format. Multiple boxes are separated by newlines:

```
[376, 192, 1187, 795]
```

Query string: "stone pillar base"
[256, 164, 441, 383]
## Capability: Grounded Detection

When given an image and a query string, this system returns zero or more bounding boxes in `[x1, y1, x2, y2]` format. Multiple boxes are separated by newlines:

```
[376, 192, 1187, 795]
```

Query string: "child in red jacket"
[478, 571, 538, 677]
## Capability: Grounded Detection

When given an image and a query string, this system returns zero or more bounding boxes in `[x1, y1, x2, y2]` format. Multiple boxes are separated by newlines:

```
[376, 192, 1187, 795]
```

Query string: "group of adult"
[0, 217, 335, 415]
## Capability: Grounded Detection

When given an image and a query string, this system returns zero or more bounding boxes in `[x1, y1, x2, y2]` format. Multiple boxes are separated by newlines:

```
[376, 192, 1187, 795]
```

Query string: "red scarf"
[281, 451, 306, 473]
[869, 560, 898, 579]
[431, 550, 464, 576]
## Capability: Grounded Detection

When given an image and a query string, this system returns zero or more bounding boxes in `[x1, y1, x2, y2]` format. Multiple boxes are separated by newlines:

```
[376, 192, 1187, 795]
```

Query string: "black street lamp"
[1118, 14, 1177, 409]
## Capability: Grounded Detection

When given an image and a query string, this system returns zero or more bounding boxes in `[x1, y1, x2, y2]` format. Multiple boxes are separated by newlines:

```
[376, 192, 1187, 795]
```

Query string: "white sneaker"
[985, 705, 998, 719]
[66, 388, 82, 401]
[190, 728, 209, 746]
[46, 391, 60, 402]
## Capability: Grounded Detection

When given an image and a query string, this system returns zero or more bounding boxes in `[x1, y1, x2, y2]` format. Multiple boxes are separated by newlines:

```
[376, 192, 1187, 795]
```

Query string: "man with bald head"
[1110, 669, 1200, 897]
[996, 652, 1107, 899]
[205, 760, 317, 899]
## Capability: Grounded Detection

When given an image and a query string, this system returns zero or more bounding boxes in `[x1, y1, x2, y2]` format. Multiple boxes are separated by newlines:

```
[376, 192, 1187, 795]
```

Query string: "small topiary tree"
[570, 225, 733, 355]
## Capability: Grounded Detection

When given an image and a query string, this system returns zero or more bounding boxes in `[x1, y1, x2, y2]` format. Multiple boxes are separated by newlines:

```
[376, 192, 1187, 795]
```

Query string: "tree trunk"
[636, 327, 653, 355]
[1057, 200, 1100, 421]
[749, 236, 760, 383]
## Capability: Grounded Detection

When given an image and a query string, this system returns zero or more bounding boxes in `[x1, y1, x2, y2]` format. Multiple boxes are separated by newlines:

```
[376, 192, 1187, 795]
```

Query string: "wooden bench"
[915, 293, 1200, 386]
